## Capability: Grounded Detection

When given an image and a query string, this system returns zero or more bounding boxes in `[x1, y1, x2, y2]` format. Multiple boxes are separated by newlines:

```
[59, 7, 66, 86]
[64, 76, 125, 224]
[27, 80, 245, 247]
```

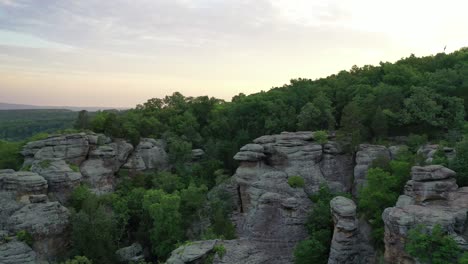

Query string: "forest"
[1, 48, 468, 264]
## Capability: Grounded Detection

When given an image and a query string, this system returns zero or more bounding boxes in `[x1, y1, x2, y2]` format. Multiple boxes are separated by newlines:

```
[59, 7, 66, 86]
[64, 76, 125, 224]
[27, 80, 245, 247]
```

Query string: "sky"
[0, 0, 467, 107]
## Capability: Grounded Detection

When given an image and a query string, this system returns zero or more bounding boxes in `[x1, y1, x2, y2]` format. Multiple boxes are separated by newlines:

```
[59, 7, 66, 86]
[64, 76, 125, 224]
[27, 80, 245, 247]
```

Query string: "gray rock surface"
[123, 138, 169, 171]
[116, 242, 144, 263]
[0, 171, 48, 199]
[0, 241, 37, 264]
[328, 196, 373, 264]
[171, 131, 354, 264]
[167, 240, 217, 264]
[7, 201, 70, 261]
[31, 159, 81, 203]
[21, 133, 90, 166]
[383, 165, 468, 264]
[81, 140, 133, 193]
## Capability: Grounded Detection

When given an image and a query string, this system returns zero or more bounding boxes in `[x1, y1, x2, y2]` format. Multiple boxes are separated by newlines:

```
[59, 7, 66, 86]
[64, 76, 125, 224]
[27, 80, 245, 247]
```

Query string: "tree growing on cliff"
[406, 224, 462, 264]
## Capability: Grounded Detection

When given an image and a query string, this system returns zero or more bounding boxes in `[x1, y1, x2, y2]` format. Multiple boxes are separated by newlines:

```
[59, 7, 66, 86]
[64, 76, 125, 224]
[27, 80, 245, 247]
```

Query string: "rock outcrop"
[328, 196, 376, 264]
[123, 138, 169, 171]
[81, 140, 133, 193]
[30, 159, 81, 203]
[0, 241, 37, 264]
[116, 242, 144, 263]
[383, 165, 468, 264]
[21, 133, 90, 166]
[7, 201, 71, 261]
[418, 144, 456, 164]
[0, 170, 48, 200]
[169, 131, 354, 264]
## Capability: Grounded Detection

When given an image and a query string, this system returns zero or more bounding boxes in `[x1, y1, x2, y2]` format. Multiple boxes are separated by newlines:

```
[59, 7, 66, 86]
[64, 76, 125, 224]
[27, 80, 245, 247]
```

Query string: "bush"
[0, 140, 23, 170]
[288, 176, 305, 188]
[313, 131, 328, 145]
[61, 256, 93, 264]
[69, 185, 93, 211]
[16, 230, 33, 246]
[213, 244, 226, 259]
[69, 164, 80, 172]
[294, 185, 334, 264]
[39, 159, 52, 169]
[406, 224, 462, 264]
[450, 139, 468, 186]
[407, 134, 428, 152]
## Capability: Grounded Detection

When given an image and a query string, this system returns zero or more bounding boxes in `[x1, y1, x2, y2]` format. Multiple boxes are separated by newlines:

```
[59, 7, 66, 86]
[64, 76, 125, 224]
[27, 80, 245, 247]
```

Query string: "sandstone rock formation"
[7, 201, 71, 261]
[21, 133, 90, 166]
[169, 131, 354, 264]
[383, 165, 468, 264]
[0, 240, 37, 264]
[0, 170, 48, 200]
[123, 138, 169, 171]
[327, 196, 376, 264]
[81, 140, 133, 193]
[116, 242, 144, 263]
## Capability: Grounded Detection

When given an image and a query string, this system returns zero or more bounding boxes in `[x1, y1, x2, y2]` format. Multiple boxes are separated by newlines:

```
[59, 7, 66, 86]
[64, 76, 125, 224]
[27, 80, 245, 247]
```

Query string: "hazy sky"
[0, 0, 467, 107]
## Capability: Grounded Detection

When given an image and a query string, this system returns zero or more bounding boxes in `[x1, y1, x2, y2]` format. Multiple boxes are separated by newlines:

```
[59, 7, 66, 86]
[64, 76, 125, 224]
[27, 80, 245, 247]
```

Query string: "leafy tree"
[339, 101, 365, 151]
[71, 196, 119, 264]
[143, 190, 183, 260]
[74, 110, 90, 130]
[0, 140, 23, 170]
[371, 107, 388, 139]
[313, 131, 328, 145]
[406, 224, 462, 264]
[294, 237, 328, 264]
[297, 92, 335, 131]
[152, 172, 184, 194]
[450, 139, 468, 186]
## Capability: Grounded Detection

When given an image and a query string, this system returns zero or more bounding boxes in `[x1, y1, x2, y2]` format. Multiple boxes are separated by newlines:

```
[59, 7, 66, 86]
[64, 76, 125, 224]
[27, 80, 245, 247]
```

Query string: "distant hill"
[0, 102, 124, 112]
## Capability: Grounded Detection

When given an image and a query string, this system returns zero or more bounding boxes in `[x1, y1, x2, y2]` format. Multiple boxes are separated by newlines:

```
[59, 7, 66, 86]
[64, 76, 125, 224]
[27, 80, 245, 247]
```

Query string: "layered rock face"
[7, 201, 70, 260]
[0, 241, 37, 264]
[383, 165, 468, 264]
[123, 138, 169, 171]
[81, 140, 133, 193]
[327, 196, 376, 264]
[169, 131, 354, 264]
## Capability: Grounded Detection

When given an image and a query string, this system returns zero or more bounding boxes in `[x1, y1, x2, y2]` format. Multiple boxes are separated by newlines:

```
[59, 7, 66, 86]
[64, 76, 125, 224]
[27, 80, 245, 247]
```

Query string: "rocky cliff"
[0, 132, 171, 263]
[383, 165, 468, 263]
[168, 131, 357, 264]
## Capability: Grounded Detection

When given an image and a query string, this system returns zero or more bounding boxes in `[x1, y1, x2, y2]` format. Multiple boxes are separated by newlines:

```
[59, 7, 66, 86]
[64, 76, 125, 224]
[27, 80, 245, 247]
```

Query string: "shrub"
[61, 256, 93, 264]
[450, 139, 468, 186]
[213, 244, 226, 259]
[288, 176, 305, 188]
[69, 164, 80, 172]
[294, 237, 328, 264]
[20, 165, 32, 171]
[16, 230, 33, 246]
[406, 224, 461, 264]
[407, 134, 428, 152]
[39, 159, 52, 169]
[313, 131, 328, 145]
[69, 185, 93, 211]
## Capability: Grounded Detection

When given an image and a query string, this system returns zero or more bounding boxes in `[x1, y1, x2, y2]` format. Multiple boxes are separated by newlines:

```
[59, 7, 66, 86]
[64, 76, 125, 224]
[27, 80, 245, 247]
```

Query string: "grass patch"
[288, 175, 305, 188]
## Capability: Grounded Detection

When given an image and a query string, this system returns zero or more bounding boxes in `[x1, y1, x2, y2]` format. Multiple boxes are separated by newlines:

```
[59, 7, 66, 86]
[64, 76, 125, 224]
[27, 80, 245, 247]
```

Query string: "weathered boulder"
[123, 138, 169, 171]
[404, 166, 458, 203]
[81, 140, 133, 193]
[328, 197, 359, 264]
[417, 144, 456, 164]
[0, 171, 48, 199]
[167, 240, 218, 264]
[116, 242, 144, 263]
[353, 144, 391, 196]
[0, 193, 21, 230]
[0, 241, 37, 264]
[383, 165, 468, 264]
[7, 201, 70, 261]
[31, 159, 81, 203]
[21, 133, 90, 166]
